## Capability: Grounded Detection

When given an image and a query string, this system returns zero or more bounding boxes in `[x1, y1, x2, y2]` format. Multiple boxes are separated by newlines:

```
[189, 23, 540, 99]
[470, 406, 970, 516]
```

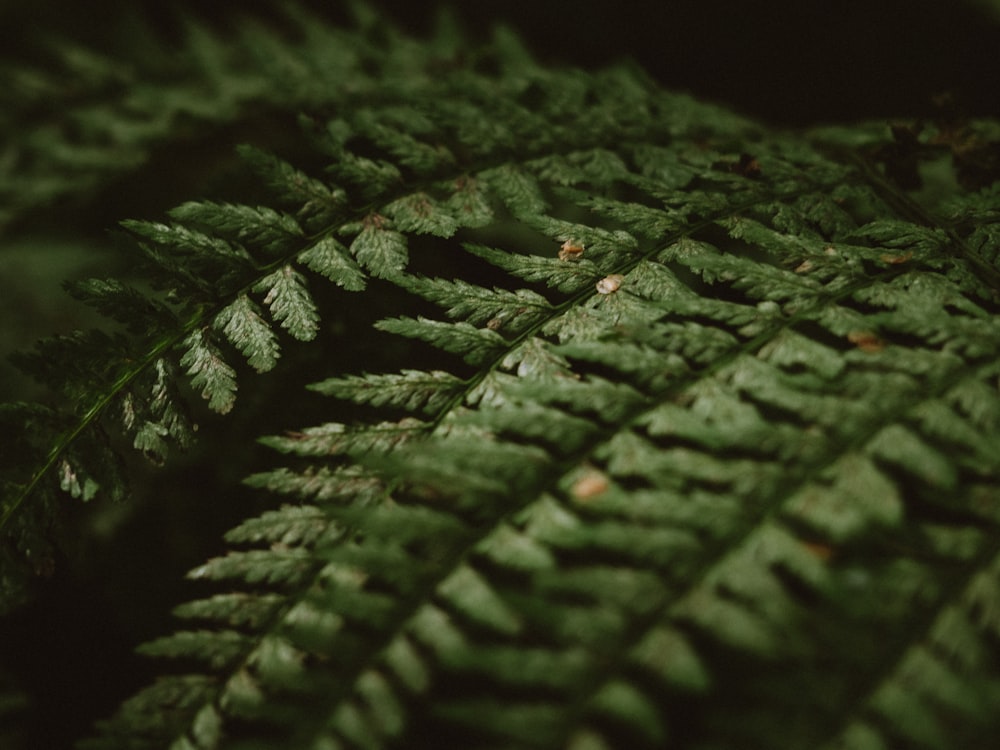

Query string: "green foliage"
[3, 4, 1000, 749]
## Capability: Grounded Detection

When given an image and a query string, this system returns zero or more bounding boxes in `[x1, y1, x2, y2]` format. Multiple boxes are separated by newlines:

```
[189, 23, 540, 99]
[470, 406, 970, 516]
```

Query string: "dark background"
[1, 1, 998, 748]
[2, 0, 1000, 125]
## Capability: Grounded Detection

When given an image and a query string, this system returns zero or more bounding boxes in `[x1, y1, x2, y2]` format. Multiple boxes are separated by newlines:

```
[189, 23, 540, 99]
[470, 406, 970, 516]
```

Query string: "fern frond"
[374, 317, 508, 366]
[347, 219, 409, 279]
[4, 5, 1000, 749]
[396, 275, 554, 331]
[464, 242, 603, 293]
[168, 202, 305, 258]
[296, 236, 368, 291]
[180, 328, 239, 415]
[235, 143, 346, 226]
[308, 370, 466, 415]
[91, 91, 1000, 744]
[252, 265, 320, 342]
[260, 419, 428, 458]
[212, 294, 280, 374]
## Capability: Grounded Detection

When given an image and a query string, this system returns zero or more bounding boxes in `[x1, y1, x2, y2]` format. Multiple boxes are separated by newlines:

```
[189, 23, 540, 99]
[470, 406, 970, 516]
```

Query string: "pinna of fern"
[2, 7, 1000, 750]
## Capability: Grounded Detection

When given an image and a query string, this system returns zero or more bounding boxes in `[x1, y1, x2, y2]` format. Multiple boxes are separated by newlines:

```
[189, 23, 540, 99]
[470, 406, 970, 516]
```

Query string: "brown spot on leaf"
[848, 330, 885, 353]
[571, 470, 609, 502]
[879, 251, 913, 265]
[802, 541, 835, 561]
[559, 240, 584, 261]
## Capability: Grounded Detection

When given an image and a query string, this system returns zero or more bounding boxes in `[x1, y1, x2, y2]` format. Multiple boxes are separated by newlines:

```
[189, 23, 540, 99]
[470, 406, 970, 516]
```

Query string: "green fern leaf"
[464, 242, 601, 293]
[186, 547, 315, 587]
[374, 316, 508, 366]
[5, 7, 1000, 750]
[213, 294, 280, 373]
[348, 218, 409, 278]
[363, 120, 456, 175]
[309, 369, 465, 414]
[330, 151, 404, 199]
[64, 278, 178, 335]
[236, 143, 346, 223]
[383, 193, 461, 237]
[260, 418, 427, 457]
[253, 264, 320, 342]
[136, 630, 250, 671]
[398, 275, 554, 331]
[297, 236, 367, 291]
[168, 201, 304, 256]
[179, 328, 238, 414]
[242, 464, 384, 504]
[119, 218, 253, 262]
[443, 176, 495, 228]
[484, 164, 549, 216]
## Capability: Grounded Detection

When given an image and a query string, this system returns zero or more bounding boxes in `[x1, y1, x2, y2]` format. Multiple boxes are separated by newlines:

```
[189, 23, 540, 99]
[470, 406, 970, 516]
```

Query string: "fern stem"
[0, 309, 210, 531]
